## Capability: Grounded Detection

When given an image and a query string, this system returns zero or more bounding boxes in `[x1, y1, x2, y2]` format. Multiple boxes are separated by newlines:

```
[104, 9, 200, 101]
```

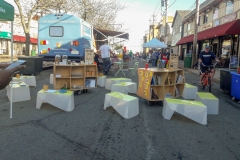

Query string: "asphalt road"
[0, 60, 240, 160]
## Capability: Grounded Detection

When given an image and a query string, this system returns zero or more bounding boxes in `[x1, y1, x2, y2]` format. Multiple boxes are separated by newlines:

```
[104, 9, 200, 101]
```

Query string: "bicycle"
[200, 61, 218, 93]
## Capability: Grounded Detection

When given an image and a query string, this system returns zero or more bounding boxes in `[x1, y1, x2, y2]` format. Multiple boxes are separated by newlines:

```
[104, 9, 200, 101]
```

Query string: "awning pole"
[11, 21, 13, 63]
[93, 27, 108, 39]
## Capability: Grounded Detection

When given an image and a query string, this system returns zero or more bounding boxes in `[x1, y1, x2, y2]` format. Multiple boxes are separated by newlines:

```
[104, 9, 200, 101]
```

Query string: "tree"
[13, 0, 68, 56]
[70, 0, 125, 30]
[13, 0, 125, 55]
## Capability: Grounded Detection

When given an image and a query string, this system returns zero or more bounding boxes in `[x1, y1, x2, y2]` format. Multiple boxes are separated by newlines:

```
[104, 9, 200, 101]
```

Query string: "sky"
[116, 0, 202, 52]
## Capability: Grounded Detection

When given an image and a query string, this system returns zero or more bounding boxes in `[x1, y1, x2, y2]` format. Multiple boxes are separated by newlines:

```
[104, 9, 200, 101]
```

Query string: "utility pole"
[192, 0, 200, 67]
[164, 0, 168, 39]
[152, 15, 156, 38]
[149, 19, 152, 41]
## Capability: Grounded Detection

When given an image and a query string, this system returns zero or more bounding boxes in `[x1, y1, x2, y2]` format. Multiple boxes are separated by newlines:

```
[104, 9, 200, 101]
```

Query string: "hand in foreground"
[0, 63, 11, 69]
[0, 65, 26, 90]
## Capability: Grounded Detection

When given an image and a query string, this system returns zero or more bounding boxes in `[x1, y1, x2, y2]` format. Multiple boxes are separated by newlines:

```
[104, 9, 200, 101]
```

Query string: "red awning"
[198, 19, 240, 40]
[19, 36, 26, 42]
[13, 35, 20, 42]
[13, 35, 38, 44]
[176, 34, 194, 45]
[30, 38, 38, 44]
[177, 19, 240, 45]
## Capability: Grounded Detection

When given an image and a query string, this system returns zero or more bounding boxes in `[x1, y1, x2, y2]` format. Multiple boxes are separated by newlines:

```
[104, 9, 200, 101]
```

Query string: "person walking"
[150, 50, 157, 66]
[99, 41, 112, 75]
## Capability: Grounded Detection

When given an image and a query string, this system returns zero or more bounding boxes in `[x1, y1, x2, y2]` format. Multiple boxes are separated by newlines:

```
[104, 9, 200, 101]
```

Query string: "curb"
[179, 66, 220, 84]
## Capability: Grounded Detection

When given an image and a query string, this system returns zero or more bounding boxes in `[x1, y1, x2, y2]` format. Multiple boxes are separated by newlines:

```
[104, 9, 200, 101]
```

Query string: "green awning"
[0, 31, 11, 39]
[0, 0, 14, 21]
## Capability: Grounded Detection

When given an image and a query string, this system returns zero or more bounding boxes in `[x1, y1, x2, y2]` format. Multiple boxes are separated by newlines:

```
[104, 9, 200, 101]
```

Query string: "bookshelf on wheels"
[137, 68, 185, 105]
[54, 64, 98, 94]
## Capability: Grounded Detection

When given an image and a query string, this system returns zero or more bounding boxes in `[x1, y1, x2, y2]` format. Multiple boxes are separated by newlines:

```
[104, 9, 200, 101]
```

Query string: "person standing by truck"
[99, 41, 112, 75]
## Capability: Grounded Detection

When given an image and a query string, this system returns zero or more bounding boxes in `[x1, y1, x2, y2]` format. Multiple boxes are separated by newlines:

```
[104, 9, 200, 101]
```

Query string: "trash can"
[184, 54, 192, 68]
[220, 69, 233, 93]
[31, 50, 36, 56]
[230, 71, 240, 100]
[18, 56, 43, 75]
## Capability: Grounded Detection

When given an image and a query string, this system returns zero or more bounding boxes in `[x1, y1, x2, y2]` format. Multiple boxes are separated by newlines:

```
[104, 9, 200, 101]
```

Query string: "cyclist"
[198, 45, 218, 86]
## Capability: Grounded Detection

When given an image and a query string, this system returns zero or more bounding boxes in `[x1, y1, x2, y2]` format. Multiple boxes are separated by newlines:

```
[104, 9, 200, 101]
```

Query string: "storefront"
[177, 17, 240, 68]
[0, 31, 11, 55]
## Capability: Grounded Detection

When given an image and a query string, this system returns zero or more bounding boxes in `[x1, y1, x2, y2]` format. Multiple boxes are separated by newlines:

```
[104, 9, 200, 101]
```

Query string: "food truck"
[38, 13, 93, 61]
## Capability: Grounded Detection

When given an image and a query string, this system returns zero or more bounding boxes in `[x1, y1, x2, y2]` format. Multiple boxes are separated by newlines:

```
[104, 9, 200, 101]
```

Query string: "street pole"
[164, 0, 168, 39]
[152, 15, 156, 38]
[192, 0, 200, 67]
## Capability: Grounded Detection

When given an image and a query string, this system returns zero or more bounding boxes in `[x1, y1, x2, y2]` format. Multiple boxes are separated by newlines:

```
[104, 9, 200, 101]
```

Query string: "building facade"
[0, 13, 38, 56]
[171, 10, 189, 57]
[177, 0, 240, 68]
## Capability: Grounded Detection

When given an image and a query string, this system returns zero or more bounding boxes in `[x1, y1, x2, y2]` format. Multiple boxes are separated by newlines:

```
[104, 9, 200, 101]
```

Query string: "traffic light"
[124, 46, 126, 51]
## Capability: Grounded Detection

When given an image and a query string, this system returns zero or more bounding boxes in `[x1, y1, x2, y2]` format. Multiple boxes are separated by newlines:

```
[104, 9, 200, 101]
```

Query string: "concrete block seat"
[6, 82, 31, 102]
[97, 76, 106, 87]
[36, 90, 74, 112]
[182, 83, 198, 99]
[104, 92, 139, 119]
[194, 92, 219, 115]
[162, 98, 207, 125]
[105, 78, 132, 90]
[13, 75, 36, 87]
[111, 82, 137, 94]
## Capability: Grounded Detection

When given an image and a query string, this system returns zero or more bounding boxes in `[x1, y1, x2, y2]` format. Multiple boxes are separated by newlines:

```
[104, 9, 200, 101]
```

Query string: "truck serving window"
[49, 26, 63, 37]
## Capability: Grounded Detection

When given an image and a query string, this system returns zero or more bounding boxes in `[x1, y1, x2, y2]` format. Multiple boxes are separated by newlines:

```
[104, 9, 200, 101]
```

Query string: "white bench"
[6, 82, 31, 102]
[182, 83, 198, 99]
[36, 90, 74, 112]
[195, 92, 219, 115]
[162, 98, 207, 125]
[13, 76, 36, 87]
[105, 78, 132, 90]
[111, 82, 137, 94]
[97, 76, 106, 87]
[104, 92, 139, 119]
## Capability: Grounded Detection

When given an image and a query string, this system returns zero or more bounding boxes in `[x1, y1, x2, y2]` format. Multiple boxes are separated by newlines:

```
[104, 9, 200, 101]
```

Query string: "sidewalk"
[178, 60, 220, 83]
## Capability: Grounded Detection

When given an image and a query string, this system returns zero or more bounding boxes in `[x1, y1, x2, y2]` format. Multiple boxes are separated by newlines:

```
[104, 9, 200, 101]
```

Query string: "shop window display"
[222, 40, 231, 58]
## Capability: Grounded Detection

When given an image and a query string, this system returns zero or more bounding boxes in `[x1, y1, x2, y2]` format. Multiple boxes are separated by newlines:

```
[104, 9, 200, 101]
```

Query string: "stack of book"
[176, 74, 184, 83]
[151, 75, 161, 85]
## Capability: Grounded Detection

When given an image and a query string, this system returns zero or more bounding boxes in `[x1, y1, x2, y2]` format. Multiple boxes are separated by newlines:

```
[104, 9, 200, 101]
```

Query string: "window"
[203, 14, 208, 24]
[83, 25, 91, 38]
[49, 26, 63, 37]
[226, 0, 234, 14]
[213, 8, 219, 20]
[187, 23, 191, 31]
[179, 26, 182, 33]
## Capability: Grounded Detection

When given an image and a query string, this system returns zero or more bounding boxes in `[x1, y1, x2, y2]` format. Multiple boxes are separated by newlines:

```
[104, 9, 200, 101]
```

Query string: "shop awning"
[0, 0, 14, 21]
[177, 19, 240, 45]
[176, 34, 194, 45]
[30, 38, 38, 44]
[13, 35, 20, 41]
[13, 35, 38, 44]
[0, 31, 11, 39]
[198, 19, 240, 40]
[94, 28, 129, 40]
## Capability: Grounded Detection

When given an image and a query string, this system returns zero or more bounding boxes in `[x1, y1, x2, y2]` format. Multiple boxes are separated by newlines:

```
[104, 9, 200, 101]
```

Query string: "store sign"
[213, 20, 220, 27]
[222, 12, 236, 24]
[0, 7, 6, 13]
[201, 22, 212, 31]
